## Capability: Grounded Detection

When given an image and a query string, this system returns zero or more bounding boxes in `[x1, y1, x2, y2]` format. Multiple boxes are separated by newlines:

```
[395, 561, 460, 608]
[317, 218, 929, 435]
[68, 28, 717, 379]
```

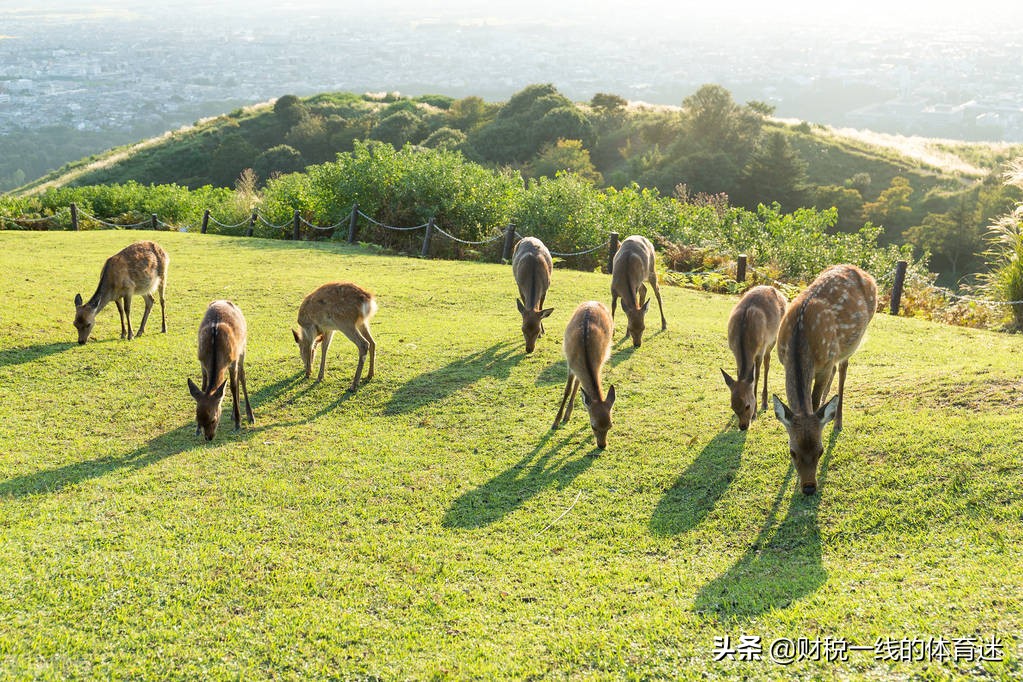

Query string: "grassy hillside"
[0, 231, 1021, 679]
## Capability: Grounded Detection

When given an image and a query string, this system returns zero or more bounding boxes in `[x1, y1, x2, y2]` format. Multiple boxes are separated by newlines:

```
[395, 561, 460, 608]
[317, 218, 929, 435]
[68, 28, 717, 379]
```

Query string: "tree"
[903, 193, 984, 279]
[533, 106, 595, 149]
[527, 139, 603, 185]
[747, 100, 776, 117]
[370, 111, 424, 148]
[422, 127, 467, 150]
[862, 176, 914, 231]
[274, 94, 308, 130]
[253, 144, 305, 182]
[814, 185, 865, 231]
[447, 96, 493, 132]
[591, 93, 628, 115]
[209, 133, 258, 187]
[681, 84, 762, 159]
[736, 131, 809, 211]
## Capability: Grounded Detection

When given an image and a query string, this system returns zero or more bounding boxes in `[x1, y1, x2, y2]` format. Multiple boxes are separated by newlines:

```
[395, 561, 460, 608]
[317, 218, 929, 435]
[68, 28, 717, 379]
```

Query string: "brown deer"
[773, 264, 876, 495]
[73, 241, 168, 344]
[721, 285, 788, 430]
[610, 235, 666, 347]
[293, 282, 378, 392]
[512, 236, 554, 353]
[552, 301, 616, 449]
[187, 300, 254, 441]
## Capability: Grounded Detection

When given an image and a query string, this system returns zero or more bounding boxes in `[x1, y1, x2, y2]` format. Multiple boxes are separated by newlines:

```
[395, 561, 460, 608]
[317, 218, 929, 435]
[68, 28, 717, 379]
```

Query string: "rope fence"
[5, 202, 1021, 316]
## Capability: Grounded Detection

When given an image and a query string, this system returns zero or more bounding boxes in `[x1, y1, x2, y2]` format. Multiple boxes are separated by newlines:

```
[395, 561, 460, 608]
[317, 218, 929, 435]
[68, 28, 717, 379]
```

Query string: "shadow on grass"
[649, 426, 747, 536]
[443, 428, 598, 529]
[0, 371, 305, 499]
[384, 341, 521, 415]
[0, 341, 76, 369]
[692, 431, 838, 620]
[535, 359, 567, 386]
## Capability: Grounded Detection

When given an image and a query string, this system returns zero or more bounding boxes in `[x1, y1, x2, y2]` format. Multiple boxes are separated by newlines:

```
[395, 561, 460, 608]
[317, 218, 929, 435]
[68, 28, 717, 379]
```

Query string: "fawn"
[73, 241, 168, 344]
[610, 235, 666, 347]
[721, 285, 788, 430]
[512, 237, 554, 353]
[187, 300, 254, 441]
[552, 301, 616, 449]
[773, 264, 876, 494]
[293, 282, 378, 392]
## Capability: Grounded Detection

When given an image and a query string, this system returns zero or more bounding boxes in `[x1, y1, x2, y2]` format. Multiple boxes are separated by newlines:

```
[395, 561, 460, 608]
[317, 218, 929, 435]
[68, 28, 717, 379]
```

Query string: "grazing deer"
[512, 237, 554, 353]
[552, 301, 616, 449]
[187, 300, 254, 441]
[293, 282, 378, 392]
[721, 285, 788, 430]
[773, 264, 876, 495]
[73, 241, 168, 344]
[610, 235, 666, 347]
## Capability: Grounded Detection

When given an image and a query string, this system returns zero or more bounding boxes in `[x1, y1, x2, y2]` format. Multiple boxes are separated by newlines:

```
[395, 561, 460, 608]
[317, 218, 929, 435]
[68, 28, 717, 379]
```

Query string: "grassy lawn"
[0, 230, 1020, 680]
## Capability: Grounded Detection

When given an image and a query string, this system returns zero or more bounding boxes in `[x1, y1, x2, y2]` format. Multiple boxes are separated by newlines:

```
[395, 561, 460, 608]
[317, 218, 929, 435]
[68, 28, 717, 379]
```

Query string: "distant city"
[2, 1, 1023, 158]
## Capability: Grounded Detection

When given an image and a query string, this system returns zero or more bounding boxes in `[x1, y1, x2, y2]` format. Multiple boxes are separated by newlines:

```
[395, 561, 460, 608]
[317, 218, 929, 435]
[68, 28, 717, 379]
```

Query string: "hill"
[0, 230, 1020, 678]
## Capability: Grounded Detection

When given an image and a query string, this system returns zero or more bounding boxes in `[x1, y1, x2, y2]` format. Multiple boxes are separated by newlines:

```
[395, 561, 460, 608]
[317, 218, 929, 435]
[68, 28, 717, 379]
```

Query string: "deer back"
[564, 301, 613, 401]
[297, 282, 376, 333]
[610, 235, 655, 306]
[197, 300, 247, 391]
[724, 285, 786, 426]
[512, 237, 552, 310]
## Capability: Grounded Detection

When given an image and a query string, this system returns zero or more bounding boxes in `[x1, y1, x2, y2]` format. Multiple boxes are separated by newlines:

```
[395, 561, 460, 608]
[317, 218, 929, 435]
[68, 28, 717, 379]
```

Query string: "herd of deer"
[73, 234, 875, 495]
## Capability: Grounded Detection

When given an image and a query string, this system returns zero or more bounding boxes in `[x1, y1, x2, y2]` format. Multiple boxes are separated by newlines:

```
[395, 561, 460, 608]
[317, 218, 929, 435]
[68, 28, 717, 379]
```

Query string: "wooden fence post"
[247, 211, 256, 237]
[421, 217, 435, 258]
[150, 213, 158, 231]
[347, 203, 359, 244]
[607, 232, 620, 274]
[200, 209, 210, 234]
[502, 223, 517, 262]
[70, 203, 79, 231]
[737, 254, 747, 283]
[292, 210, 301, 240]
[889, 260, 908, 315]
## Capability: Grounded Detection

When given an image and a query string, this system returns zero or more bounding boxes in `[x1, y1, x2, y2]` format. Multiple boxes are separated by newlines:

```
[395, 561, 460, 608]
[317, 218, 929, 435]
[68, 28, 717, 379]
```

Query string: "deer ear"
[605, 384, 616, 407]
[187, 378, 202, 400]
[641, 299, 651, 313]
[516, 298, 525, 314]
[74, 293, 83, 307]
[539, 307, 554, 319]
[212, 379, 228, 400]
[721, 368, 735, 388]
[773, 394, 793, 427]
[817, 394, 840, 424]
[292, 328, 301, 344]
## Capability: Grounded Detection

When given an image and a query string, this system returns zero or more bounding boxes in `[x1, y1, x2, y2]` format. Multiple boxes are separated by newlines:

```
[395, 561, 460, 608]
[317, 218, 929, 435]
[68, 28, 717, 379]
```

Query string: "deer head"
[189, 377, 228, 441]
[623, 299, 650, 347]
[292, 327, 321, 378]
[773, 394, 838, 495]
[581, 384, 616, 449]
[722, 367, 756, 430]
[516, 299, 553, 353]
[73, 293, 97, 345]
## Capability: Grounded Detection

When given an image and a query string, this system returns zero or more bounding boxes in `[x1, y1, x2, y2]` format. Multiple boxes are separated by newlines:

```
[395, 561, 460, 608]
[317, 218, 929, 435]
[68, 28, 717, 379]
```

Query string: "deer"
[512, 236, 554, 353]
[187, 300, 254, 441]
[552, 301, 616, 449]
[772, 264, 877, 495]
[293, 282, 378, 392]
[721, 285, 788, 430]
[73, 240, 168, 345]
[610, 235, 666, 347]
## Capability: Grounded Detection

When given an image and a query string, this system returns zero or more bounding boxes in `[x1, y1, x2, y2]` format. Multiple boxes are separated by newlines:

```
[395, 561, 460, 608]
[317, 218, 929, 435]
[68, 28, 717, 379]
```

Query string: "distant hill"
[11, 85, 1023, 279]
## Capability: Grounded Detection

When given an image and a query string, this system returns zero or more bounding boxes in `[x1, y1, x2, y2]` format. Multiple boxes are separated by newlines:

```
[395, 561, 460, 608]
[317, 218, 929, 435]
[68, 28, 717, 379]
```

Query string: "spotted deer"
[293, 282, 377, 392]
[773, 265, 876, 495]
[188, 300, 254, 441]
[73, 241, 168, 344]
[552, 301, 616, 449]
[512, 237, 554, 353]
[610, 235, 666, 347]
[721, 285, 788, 430]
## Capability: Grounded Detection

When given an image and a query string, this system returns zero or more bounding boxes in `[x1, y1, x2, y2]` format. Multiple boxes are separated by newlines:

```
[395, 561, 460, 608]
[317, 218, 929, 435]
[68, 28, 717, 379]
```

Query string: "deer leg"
[753, 355, 762, 419]
[123, 295, 135, 340]
[563, 376, 581, 424]
[158, 279, 167, 333]
[229, 363, 241, 430]
[338, 326, 369, 391]
[835, 360, 849, 431]
[114, 299, 126, 339]
[553, 372, 576, 429]
[137, 294, 154, 336]
[317, 330, 334, 382]
[358, 320, 376, 381]
[651, 276, 667, 330]
[239, 353, 254, 424]
[611, 292, 618, 319]
[761, 352, 771, 411]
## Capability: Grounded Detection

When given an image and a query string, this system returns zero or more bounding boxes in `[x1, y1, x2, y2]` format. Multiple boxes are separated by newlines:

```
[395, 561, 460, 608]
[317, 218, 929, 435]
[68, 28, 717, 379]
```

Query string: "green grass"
[0, 231, 1021, 679]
